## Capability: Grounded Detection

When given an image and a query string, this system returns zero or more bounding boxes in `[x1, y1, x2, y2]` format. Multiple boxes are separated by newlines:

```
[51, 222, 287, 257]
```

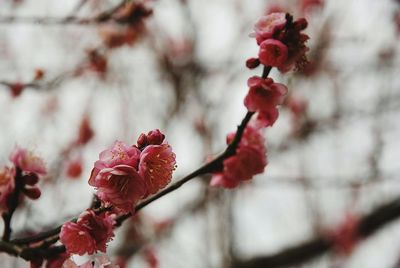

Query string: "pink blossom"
[60, 222, 96, 255]
[258, 39, 288, 68]
[60, 210, 115, 255]
[244, 76, 287, 127]
[139, 144, 176, 196]
[78, 210, 115, 253]
[94, 141, 141, 170]
[252, 13, 286, 45]
[9, 146, 47, 175]
[0, 166, 15, 213]
[211, 126, 267, 188]
[223, 146, 266, 181]
[90, 165, 146, 213]
[89, 141, 145, 212]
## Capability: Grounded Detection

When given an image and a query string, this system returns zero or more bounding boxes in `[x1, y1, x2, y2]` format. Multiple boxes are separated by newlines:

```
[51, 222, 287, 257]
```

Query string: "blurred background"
[0, 0, 400, 267]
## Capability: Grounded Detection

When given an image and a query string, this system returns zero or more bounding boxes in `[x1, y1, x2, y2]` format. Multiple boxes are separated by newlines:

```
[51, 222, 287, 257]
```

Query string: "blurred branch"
[0, 71, 73, 92]
[0, 0, 129, 25]
[231, 196, 400, 268]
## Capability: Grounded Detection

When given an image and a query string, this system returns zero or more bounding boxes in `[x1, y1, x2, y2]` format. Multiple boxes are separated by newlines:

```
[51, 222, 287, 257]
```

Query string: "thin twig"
[2, 168, 23, 241]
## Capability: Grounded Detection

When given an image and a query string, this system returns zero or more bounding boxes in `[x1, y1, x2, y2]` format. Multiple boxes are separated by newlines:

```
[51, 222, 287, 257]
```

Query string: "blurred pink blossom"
[9, 146, 47, 175]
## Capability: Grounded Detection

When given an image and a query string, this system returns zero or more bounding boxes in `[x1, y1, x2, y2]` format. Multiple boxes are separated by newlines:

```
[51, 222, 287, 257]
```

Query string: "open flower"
[60, 210, 115, 255]
[89, 141, 145, 213]
[139, 143, 176, 197]
[89, 165, 146, 212]
[9, 146, 46, 175]
[252, 13, 287, 45]
[60, 222, 96, 255]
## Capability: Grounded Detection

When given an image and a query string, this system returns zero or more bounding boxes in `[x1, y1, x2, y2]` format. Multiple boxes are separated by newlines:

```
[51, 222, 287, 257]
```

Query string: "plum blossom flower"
[60, 210, 115, 255]
[89, 141, 145, 213]
[251, 12, 286, 45]
[137, 129, 176, 196]
[211, 125, 267, 188]
[139, 143, 176, 197]
[9, 146, 46, 175]
[0, 166, 15, 213]
[244, 76, 288, 127]
[6, 147, 46, 202]
[60, 222, 96, 255]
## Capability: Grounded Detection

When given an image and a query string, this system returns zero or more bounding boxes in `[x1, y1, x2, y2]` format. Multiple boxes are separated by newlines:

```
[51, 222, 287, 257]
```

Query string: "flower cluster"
[247, 12, 309, 73]
[0, 147, 46, 214]
[211, 13, 309, 189]
[89, 129, 176, 213]
[211, 125, 267, 188]
[60, 210, 115, 255]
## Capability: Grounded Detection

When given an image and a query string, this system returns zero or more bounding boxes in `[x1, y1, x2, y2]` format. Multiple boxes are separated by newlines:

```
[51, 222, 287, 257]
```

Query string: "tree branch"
[9, 65, 271, 251]
[0, 1, 129, 25]
[231, 197, 400, 268]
